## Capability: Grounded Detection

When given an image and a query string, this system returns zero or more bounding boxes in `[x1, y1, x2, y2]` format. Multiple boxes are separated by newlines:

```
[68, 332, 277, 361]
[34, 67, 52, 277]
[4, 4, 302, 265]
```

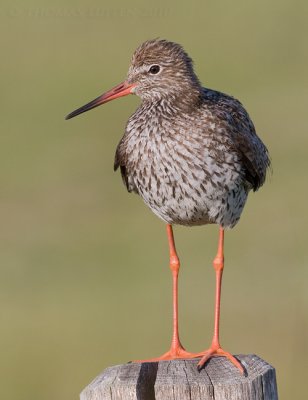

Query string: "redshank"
[66, 39, 270, 373]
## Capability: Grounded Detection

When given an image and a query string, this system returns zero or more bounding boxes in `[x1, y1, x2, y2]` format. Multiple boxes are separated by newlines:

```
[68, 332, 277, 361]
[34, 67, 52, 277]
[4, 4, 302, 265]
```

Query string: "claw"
[197, 347, 244, 374]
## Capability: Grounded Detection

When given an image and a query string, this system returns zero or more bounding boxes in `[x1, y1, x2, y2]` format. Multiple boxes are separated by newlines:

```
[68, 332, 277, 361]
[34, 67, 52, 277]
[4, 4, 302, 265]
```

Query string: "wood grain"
[80, 354, 278, 400]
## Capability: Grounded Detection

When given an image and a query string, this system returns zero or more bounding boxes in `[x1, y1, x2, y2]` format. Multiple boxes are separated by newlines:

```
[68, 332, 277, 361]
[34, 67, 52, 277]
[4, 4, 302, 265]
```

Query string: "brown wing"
[228, 104, 271, 191]
[114, 140, 134, 193]
[208, 90, 271, 192]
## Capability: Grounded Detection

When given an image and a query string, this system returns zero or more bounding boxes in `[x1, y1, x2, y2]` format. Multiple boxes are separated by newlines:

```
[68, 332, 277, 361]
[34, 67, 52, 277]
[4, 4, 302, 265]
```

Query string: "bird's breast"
[120, 115, 246, 227]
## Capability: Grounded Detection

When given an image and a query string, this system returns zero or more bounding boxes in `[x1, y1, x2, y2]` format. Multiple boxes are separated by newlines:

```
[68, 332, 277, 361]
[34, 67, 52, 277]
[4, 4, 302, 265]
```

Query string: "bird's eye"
[149, 65, 160, 74]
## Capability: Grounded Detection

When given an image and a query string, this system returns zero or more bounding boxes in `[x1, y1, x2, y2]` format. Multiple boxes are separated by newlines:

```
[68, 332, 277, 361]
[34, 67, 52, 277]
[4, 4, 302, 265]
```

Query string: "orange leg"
[134, 224, 198, 362]
[134, 225, 244, 372]
[197, 227, 244, 374]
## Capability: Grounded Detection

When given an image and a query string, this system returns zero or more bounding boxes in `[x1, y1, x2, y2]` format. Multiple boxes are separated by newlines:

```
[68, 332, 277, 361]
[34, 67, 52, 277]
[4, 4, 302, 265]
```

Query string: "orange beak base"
[65, 81, 136, 120]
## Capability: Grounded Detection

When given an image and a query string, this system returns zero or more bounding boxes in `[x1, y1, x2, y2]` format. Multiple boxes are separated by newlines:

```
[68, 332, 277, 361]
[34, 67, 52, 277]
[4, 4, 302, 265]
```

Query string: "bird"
[65, 39, 270, 373]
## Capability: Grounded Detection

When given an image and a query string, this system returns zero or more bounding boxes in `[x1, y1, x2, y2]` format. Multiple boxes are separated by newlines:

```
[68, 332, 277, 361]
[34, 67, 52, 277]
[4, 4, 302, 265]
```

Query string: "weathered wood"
[80, 354, 278, 400]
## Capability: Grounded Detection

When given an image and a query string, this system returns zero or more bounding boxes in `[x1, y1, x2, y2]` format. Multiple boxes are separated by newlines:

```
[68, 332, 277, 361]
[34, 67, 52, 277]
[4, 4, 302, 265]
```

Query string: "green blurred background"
[1, 0, 307, 399]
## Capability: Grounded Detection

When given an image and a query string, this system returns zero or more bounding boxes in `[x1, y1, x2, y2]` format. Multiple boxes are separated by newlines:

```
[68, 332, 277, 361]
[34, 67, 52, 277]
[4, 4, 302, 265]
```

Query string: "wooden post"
[80, 354, 278, 400]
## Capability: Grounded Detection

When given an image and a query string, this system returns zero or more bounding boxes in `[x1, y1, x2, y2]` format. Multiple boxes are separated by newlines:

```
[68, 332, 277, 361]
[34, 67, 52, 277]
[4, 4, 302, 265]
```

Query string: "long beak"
[65, 81, 136, 120]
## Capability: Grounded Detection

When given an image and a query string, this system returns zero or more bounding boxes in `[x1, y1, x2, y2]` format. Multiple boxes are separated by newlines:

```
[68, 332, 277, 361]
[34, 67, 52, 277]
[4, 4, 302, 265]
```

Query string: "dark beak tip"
[65, 110, 79, 120]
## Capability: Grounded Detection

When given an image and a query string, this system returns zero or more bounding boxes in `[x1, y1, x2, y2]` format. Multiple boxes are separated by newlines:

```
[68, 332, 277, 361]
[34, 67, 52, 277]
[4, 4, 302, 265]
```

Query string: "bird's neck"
[141, 87, 203, 117]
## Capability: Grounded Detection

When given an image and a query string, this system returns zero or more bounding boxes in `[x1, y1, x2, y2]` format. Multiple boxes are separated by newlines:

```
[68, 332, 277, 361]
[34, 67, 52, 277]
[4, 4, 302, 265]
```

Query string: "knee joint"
[213, 256, 224, 271]
[170, 256, 180, 272]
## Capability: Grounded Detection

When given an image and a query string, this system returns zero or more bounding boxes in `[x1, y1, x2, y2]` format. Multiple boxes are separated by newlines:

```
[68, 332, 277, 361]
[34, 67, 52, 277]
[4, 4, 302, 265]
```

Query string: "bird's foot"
[133, 342, 201, 363]
[132, 342, 243, 375]
[196, 345, 244, 374]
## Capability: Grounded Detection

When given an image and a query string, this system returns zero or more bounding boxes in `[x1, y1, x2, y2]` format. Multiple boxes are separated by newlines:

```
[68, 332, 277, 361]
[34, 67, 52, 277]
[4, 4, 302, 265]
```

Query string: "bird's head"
[126, 39, 201, 102]
[66, 39, 201, 120]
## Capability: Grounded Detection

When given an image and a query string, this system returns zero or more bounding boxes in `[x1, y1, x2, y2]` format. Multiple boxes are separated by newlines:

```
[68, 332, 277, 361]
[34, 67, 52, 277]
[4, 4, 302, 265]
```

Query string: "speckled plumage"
[114, 39, 270, 228]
